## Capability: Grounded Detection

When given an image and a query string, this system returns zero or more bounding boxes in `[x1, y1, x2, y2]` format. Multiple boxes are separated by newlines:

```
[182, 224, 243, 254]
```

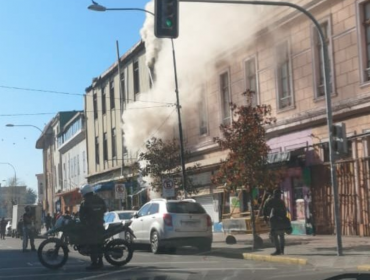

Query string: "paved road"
[0, 237, 368, 280]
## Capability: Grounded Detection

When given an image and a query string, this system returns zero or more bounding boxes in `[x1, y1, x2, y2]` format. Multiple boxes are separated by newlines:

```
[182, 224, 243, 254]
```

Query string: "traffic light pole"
[179, 0, 342, 256]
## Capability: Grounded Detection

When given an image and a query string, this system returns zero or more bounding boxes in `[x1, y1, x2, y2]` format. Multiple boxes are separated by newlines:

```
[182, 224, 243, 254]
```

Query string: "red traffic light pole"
[179, 0, 342, 256]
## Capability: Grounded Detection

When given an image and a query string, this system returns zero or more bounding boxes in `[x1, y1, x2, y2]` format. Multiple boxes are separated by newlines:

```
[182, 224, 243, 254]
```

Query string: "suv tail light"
[163, 213, 173, 226]
[206, 215, 212, 227]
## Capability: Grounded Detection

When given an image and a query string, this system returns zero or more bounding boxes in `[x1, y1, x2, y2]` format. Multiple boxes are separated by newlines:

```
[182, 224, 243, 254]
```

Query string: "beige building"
[85, 40, 150, 210]
[166, 0, 370, 236]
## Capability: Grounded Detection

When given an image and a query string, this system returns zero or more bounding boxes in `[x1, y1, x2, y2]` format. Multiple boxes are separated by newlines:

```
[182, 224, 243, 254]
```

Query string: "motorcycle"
[37, 216, 135, 270]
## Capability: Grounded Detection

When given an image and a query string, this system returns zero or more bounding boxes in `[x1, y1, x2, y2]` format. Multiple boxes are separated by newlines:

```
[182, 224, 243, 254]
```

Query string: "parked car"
[104, 210, 135, 239]
[128, 198, 213, 254]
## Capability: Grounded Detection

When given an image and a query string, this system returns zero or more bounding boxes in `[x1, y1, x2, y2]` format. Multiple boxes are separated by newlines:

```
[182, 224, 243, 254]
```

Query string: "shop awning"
[94, 181, 115, 192]
[267, 151, 291, 164]
[55, 188, 82, 207]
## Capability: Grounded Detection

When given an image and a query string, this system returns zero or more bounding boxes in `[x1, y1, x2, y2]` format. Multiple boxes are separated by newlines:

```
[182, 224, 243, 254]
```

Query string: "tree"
[213, 91, 284, 248]
[25, 188, 37, 204]
[139, 137, 201, 197]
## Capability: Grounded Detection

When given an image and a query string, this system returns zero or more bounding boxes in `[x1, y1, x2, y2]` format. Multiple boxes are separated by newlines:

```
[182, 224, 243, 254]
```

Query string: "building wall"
[85, 42, 149, 185]
[61, 140, 87, 191]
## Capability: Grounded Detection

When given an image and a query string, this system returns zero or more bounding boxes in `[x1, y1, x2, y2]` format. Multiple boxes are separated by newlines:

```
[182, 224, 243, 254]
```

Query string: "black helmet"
[273, 189, 282, 197]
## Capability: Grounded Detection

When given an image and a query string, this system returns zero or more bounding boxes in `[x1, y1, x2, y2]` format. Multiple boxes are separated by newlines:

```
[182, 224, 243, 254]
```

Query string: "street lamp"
[6, 123, 43, 133]
[0, 162, 17, 186]
[88, 1, 188, 198]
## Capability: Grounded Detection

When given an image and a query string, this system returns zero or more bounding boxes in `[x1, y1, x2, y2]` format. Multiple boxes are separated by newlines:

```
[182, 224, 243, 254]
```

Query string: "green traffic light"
[166, 19, 173, 27]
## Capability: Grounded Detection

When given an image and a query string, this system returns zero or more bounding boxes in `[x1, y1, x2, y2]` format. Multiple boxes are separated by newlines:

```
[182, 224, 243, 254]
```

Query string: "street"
[0, 236, 366, 280]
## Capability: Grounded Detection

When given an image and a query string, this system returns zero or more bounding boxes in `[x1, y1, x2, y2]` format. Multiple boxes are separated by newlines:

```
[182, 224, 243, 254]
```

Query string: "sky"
[0, 0, 149, 192]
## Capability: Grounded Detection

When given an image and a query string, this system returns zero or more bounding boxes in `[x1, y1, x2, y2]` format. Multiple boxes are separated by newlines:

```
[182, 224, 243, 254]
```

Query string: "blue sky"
[0, 0, 149, 192]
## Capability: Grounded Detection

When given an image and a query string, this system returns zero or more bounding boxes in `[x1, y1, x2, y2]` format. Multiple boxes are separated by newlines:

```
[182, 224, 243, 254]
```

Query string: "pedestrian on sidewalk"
[263, 189, 289, 256]
[44, 213, 52, 232]
[22, 206, 36, 252]
[0, 217, 7, 239]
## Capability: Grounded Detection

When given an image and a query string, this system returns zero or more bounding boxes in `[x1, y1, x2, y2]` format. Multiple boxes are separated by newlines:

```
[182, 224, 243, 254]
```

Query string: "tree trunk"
[248, 188, 260, 249]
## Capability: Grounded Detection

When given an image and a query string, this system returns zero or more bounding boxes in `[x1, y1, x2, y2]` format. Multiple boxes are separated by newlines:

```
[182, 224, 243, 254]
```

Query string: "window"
[198, 87, 208, 135]
[166, 202, 206, 214]
[245, 57, 258, 106]
[313, 20, 333, 98]
[133, 60, 140, 95]
[93, 92, 98, 119]
[362, 1, 370, 81]
[276, 42, 293, 109]
[103, 132, 108, 161]
[95, 137, 100, 164]
[118, 212, 134, 220]
[148, 203, 159, 215]
[220, 72, 231, 125]
[110, 80, 115, 109]
[149, 64, 155, 88]
[137, 203, 151, 217]
[77, 154, 80, 176]
[112, 128, 117, 159]
[120, 72, 126, 103]
[82, 151, 86, 173]
[102, 86, 106, 115]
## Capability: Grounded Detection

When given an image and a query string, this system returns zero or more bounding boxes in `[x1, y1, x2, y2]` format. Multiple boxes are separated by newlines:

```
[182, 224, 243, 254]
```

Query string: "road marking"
[27, 263, 33, 267]
[6, 246, 13, 249]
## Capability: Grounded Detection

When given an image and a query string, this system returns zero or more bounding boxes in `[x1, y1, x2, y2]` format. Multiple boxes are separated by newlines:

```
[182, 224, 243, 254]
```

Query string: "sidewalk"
[211, 232, 370, 270]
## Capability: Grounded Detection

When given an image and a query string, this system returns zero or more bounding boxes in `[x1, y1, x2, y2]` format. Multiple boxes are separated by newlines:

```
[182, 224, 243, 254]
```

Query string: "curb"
[357, 265, 370, 271]
[243, 253, 308, 265]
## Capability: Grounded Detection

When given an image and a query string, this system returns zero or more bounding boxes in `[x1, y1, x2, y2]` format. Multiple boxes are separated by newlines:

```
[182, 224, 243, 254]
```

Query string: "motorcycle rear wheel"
[37, 238, 68, 270]
[104, 239, 133, 267]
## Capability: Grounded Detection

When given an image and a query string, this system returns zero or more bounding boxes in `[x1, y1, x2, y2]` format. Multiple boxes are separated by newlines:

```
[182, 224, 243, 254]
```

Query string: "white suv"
[129, 198, 213, 254]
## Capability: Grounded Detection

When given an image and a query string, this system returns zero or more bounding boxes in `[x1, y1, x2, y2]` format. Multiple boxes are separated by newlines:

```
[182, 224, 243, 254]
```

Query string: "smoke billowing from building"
[122, 0, 269, 155]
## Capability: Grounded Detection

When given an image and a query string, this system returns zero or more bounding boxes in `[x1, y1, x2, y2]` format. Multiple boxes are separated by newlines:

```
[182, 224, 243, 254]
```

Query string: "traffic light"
[154, 0, 179, 39]
[332, 122, 348, 155]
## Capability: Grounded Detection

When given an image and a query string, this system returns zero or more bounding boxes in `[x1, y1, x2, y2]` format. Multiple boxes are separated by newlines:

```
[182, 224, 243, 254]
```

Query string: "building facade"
[85, 40, 149, 210]
[171, 0, 370, 236]
[37, 111, 84, 215]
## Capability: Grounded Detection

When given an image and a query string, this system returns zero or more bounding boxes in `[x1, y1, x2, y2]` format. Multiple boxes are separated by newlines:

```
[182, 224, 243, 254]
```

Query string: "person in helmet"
[79, 184, 107, 270]
[22, 206, 36, 252]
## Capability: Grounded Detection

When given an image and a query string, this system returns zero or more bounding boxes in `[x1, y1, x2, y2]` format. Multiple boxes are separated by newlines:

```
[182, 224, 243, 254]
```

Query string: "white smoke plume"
[123, 0, 271, 155]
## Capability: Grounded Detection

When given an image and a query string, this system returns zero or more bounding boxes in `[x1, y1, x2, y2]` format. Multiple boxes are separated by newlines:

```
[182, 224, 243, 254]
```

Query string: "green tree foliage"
[25, 188, 37, 204]
[139, 137, 201, 196]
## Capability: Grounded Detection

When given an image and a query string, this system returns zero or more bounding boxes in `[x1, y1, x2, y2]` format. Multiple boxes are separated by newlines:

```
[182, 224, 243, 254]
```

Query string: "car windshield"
[118, 212, 134, 220]
[166, 202, 206, 214]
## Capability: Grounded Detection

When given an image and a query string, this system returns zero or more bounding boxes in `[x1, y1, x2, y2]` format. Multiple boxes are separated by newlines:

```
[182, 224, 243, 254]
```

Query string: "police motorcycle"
[37, 215, 135, 270]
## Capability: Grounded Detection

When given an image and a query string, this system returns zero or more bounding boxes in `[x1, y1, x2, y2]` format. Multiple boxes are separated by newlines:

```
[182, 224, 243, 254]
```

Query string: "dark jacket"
[79, 193, 107, 227]
[263, 197, 287, 218]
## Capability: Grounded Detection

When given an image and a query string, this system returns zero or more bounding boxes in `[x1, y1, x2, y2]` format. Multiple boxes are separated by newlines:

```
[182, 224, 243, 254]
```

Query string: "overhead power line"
[0, 84, 175, 105]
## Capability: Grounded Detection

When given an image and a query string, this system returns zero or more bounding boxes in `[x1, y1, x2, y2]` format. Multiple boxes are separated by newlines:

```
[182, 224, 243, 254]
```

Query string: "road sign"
[162, 178, 175, 198]
[115, 184, 126, 200]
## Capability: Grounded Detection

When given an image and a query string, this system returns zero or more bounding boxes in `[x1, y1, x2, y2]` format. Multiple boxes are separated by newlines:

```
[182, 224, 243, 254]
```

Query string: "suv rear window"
[166, 202, 206, 214]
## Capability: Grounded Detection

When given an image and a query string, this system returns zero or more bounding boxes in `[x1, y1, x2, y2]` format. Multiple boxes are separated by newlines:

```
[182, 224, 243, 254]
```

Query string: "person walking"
[22, 206, 36, 252]
[263, 189, 288, 256]
[44, 213, 52, 232]
[79, 184, 107, 270]
[0, 218, 7, 239]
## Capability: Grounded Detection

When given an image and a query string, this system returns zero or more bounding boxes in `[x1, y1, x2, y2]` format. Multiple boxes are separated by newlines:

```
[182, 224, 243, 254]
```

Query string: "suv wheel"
[150, 231, 162, 254]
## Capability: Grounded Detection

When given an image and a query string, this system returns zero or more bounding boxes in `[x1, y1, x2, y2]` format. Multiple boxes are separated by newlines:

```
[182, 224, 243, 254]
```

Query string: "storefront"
[56, 188, 82, 215]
